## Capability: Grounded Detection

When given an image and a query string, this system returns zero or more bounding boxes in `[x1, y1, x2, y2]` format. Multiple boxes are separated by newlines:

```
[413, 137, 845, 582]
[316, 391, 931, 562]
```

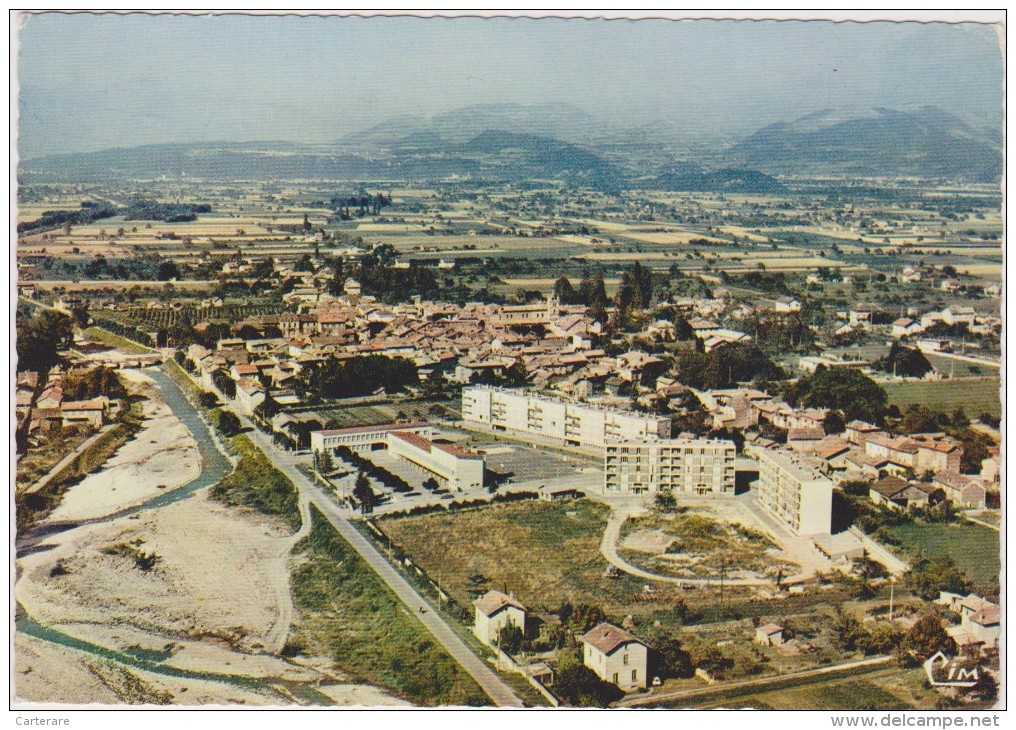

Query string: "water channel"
[15, 365, 331, 705]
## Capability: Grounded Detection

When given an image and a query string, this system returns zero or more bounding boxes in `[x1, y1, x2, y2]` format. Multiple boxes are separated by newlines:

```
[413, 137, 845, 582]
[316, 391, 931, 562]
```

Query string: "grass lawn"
[379, 499, 649, 617]
[290, 507, 488, 707]
[884, 522, 1000, 587]
[883, 378, 1001, 419]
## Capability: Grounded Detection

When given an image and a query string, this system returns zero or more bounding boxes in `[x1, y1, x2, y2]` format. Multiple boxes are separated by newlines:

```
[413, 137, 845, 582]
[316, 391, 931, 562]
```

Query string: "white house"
[473, 590, 528, 648]
[580, 622, 649, 692]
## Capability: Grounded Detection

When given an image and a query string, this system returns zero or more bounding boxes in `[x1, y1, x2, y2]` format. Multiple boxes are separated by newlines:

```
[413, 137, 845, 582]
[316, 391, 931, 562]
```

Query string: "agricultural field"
[882, 377, 1001, 419]
[882, 522, 1000, 587]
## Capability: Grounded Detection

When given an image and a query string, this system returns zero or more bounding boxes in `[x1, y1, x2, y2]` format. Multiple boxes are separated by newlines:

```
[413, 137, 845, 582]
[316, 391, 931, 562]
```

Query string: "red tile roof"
[580, 622, 645, 655]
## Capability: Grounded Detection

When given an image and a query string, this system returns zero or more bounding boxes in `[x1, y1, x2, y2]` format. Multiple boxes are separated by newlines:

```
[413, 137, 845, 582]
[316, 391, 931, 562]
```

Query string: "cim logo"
[923, 651, 980, 688]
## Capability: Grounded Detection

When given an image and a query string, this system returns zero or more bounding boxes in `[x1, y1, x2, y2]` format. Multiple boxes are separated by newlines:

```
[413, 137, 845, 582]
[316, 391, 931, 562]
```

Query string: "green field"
[884, 522, 1000, 587]
[290, 508, 488, 706]
[883, 377, 1001, 419]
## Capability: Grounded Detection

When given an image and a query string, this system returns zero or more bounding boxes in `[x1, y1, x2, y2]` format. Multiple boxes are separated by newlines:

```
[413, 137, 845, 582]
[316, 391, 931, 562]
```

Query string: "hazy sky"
[16, 13, 1004, 158]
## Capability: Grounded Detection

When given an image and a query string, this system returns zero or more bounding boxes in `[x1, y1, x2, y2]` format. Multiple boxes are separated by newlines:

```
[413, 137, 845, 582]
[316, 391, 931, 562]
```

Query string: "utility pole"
[888, 577, 896, 621]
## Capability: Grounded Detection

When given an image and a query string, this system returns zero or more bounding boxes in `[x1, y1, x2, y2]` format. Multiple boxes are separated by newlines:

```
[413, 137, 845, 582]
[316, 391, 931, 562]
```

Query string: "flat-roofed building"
[755, 449, 833, 536]
[461, 385, 670, 452]
[310, 421, 429, 453]
[603, 437, 735, 495]
[387, 430, 484, 491]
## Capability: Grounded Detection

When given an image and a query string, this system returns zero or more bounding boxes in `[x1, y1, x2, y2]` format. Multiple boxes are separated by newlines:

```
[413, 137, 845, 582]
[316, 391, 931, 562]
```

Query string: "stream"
[15, 365, 332, 706]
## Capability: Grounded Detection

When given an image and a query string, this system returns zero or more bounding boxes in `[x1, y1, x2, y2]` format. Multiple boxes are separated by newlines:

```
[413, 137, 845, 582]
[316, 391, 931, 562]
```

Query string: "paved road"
[617, 655, 892, 708]
[238, 419, 525, 708]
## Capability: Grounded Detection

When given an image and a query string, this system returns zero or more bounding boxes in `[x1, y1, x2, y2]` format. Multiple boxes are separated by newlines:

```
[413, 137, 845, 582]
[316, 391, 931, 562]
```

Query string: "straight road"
[240, 421, 525, 708]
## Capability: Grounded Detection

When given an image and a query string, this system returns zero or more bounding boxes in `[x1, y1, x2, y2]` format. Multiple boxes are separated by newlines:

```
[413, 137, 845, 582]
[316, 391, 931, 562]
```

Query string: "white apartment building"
[755, 449, 833, 536]
[603, 438, 736, 495]
[461, 385, 671, 452]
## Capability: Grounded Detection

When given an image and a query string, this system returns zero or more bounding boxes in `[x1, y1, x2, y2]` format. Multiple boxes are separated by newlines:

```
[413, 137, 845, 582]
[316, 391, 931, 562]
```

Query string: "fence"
[487, 643, 560, 707]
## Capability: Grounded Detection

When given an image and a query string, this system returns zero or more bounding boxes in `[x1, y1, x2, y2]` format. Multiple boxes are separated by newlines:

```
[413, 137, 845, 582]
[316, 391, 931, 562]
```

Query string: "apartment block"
[603, 438, 736, 495]
[755, 449, 833, 536]
[461, 385, 670, 452]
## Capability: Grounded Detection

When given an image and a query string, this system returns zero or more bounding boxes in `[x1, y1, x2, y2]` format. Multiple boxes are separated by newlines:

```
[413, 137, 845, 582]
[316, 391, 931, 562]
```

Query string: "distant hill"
[647, 167, 788, 194]
[341, 102, 609, 148]
[727, 106, 1002, 182]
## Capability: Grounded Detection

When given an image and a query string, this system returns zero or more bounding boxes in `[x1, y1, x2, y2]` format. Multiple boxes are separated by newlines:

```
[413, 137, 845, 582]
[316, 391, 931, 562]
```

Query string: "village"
[15, 207, 1001, 706]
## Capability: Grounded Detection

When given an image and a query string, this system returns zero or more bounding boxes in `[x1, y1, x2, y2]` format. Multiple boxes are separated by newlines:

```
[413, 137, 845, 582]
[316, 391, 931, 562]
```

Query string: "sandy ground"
[49, 370, 201, 522]
[622, 528, 675, 553]
[15, 634, 283, 706]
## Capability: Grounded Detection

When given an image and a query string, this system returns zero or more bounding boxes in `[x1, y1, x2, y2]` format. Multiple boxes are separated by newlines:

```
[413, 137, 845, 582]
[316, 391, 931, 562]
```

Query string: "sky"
[15, 12, 1005, 158]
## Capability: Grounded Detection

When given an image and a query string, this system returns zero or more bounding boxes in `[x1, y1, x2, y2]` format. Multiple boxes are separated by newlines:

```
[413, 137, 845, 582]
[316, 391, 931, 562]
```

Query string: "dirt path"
[597, 497, 820, 587]
[263, 492, 313, 655]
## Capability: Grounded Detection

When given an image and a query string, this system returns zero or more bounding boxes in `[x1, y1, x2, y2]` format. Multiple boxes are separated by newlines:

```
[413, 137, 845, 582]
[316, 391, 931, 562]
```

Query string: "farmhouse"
[473, 590, 528, 648]
[580, 622, 648, 692]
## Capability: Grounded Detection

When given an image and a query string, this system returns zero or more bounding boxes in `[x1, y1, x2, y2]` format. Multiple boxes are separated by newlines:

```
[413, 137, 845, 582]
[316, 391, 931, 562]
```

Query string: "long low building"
[755, 449, 833, 536]
[310, 422, 484, 491]
[387, 429, 484, 491]
[310, 421, 429, 453]
[604, 437, 736, 495]
[461, 385, 671, 452]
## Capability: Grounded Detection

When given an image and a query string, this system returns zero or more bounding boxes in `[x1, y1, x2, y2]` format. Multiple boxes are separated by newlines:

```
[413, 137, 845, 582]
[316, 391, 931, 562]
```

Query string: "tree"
[157, 261, 181, 281]
[353, 471, 375, 514]
[875, 343, 933, 378]
[784, 366, 888, 424]
[16, 309, 74, 374]
[896, 615, 956, 667]
[216, 410, 241, 437]
[906, 555, 972, 600]
[553, 276, 578, 304]
[198, 391, 219, 409]
[554, 661, 624, 708]
[653, 636, 694, 679]
[823, 410, 847, 435]
[852, 553, 889, 582]
[420, 369, 449, 399]
[497, 623, 525, 655]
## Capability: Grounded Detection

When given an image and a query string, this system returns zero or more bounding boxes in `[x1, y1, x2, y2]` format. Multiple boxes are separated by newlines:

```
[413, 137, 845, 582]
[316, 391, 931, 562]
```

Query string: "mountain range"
[19, 104, 1002, 188]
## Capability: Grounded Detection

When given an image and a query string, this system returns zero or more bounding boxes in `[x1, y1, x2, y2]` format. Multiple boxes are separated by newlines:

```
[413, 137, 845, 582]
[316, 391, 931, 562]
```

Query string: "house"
[891, 318, 922, 338]
[234, 377, 267, 416]
[61, 398, 108, 428]
[473, 590, 528, 648]
[940, 278, 961, 292]
[848, 305, 877, 327]
[774, 296, 801, 313]
[931, 472, 987, 509]
[754, 623, 784, 647]
[580, 622, 648, 692]
[787, 427, 826, 452]
[868, 476, 944, 510]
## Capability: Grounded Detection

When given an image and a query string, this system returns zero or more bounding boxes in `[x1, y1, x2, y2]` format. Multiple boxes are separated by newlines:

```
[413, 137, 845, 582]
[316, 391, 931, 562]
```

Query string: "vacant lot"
[883, 522, 1000, 587]
[883, 378, 1001, 418]
[619, 512, 796, 581]
[379, 499, 648, 615]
